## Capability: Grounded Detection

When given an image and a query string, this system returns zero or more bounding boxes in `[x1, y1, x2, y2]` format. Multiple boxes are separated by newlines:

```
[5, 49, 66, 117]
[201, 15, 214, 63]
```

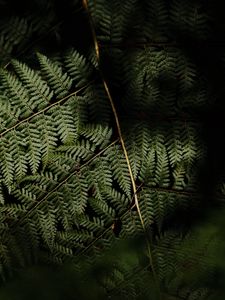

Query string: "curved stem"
[82, 1, 161, 298]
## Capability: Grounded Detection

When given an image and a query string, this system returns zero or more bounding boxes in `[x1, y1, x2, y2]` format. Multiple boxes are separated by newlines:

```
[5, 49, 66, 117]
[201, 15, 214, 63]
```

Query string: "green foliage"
[0, 0, 223, 299]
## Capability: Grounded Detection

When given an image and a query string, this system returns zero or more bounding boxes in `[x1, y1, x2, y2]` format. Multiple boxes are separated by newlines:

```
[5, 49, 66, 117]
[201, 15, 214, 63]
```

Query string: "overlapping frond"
[0, 0, 222, 299]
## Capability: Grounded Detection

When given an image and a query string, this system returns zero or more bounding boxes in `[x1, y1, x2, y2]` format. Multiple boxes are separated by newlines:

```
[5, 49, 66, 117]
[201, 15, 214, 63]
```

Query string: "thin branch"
[82, 0, 144, 241]
[82, 1, 161, 298]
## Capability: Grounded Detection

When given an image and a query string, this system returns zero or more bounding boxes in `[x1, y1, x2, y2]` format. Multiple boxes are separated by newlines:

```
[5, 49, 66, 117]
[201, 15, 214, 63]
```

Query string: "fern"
[0, 0, 223, 299]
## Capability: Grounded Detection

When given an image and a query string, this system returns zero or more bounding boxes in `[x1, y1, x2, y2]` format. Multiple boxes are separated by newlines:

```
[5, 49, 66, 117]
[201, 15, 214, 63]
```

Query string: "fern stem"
[82, 1, 161, 298]
[78, 184, 144, 257]
[0, 81, 92, 138]
[149, 186, 197, 196]
[10, 139, 118, 229]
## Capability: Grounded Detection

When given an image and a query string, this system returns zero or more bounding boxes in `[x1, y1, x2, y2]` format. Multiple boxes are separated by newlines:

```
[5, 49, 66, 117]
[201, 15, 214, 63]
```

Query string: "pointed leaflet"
[105, 144, 131, 198]
[8, 130, 27, 180]
[166, 122, 183, 168]
[52, 105, 78, 144]
[0, 69, 33, 117]
[85, 157, 113, 201]
[0, 96, 20, 130]
[34, 201, 57, 248]
[36, 114, 58, 167]
[11, 59, 53, 109]
[0, 137, 15, 190]
[64, 49, 94, 87]
[37, 52, 72, 99]
[59, 182, 87, 217]
[23, 122, 42, 174]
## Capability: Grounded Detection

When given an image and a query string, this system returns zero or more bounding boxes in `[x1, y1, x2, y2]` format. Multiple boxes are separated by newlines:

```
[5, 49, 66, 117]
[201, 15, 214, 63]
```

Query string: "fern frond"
[170, 0, 210, 40]
[11, 59, 53, 108]
[64, 49, 94, 87]
[52, 105, 78, 144]
[37, 53, 73, 99]
[105, 144, 131, 198]
[0, 70, 33, 117]
[23, 123, 42, 174]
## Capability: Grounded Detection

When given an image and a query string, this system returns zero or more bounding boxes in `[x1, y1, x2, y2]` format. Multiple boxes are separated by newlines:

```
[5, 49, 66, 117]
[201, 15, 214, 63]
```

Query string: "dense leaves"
[0, 0, 224, 299]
